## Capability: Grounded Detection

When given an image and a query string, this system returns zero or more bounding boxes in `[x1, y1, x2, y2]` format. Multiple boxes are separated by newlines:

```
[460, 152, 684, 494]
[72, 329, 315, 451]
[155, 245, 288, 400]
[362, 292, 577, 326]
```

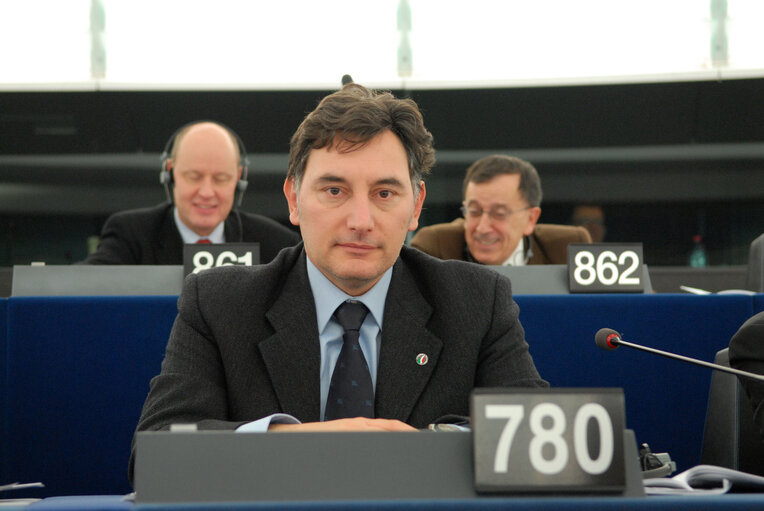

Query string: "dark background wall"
[1, 77, 763, 266]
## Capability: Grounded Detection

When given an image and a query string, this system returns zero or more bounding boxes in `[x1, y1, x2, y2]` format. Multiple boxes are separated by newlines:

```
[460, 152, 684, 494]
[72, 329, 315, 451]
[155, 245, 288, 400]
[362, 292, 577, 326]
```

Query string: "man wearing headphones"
[410, 154, 591, 265]
[82, 121, 299, 265]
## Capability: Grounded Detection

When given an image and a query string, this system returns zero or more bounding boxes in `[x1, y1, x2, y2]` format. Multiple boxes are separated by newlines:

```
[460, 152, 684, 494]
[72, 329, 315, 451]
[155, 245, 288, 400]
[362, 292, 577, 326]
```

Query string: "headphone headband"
[159, 120, 250, 207]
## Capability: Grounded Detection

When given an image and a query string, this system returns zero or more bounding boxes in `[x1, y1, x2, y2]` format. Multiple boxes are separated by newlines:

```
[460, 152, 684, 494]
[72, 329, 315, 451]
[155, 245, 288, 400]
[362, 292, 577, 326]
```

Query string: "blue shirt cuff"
[235, 413, 301, 432]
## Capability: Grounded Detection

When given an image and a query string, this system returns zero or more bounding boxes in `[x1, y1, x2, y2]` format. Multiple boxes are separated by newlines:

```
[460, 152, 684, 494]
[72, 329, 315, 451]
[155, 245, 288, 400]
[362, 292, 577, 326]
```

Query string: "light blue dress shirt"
[237, 255, 392, 432]
[173, 207, 225, 244]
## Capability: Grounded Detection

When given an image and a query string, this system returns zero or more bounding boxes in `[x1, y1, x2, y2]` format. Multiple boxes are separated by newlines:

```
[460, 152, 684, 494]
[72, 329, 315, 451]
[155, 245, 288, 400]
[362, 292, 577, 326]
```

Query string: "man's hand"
[269, 417, 417, 432]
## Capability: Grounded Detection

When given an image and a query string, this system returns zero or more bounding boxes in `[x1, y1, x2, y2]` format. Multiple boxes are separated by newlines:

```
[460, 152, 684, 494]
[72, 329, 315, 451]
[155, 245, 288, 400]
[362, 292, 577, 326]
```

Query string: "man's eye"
[378, 190, 393, 199]
[326, 187, 342, 196]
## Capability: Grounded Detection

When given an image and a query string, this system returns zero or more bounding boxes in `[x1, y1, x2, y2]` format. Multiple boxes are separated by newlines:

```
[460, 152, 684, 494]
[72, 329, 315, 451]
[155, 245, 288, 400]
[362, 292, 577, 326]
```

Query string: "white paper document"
[644, 465, 764, 495]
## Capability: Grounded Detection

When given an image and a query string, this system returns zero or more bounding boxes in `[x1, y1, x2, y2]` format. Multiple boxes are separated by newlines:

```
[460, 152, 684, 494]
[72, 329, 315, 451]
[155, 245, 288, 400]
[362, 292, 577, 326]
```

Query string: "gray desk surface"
[11, 265, 184, 296]
[7, 264, 747, 297]
[134, 430, 644, 504]
[488, 264, 653, 294]
[12, 264, 582, 296]
[649, 265, 749, 293]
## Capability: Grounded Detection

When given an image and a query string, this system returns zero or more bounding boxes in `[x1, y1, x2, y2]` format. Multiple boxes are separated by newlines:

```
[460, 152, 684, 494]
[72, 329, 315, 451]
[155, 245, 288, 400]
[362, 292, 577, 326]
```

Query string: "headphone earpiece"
[159, 160, 173, 202]
[234, 157, 250, 207]
[159, 121, 249, 207]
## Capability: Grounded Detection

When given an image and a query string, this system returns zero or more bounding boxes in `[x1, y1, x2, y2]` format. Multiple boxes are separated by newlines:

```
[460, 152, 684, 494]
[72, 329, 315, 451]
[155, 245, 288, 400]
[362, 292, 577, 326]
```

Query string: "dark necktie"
[324, 301, 374, 420]
[196, 238, 211, 244]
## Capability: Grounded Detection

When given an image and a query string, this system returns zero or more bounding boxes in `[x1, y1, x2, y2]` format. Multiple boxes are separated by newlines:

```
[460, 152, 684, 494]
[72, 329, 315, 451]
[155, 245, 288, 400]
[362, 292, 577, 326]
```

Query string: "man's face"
[284, 130, 425, 296]
[463, 173, 541, 265]
[171, 123, 242, 237]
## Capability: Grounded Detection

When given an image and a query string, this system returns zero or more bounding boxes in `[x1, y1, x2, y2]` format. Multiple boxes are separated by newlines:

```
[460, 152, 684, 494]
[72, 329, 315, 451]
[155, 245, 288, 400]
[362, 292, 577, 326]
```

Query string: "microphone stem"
[616, 339, 764, 383]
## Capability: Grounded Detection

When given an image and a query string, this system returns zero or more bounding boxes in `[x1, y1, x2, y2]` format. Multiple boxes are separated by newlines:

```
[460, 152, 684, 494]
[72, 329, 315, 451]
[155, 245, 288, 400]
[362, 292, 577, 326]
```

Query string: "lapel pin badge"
[416, 353, 429, 366]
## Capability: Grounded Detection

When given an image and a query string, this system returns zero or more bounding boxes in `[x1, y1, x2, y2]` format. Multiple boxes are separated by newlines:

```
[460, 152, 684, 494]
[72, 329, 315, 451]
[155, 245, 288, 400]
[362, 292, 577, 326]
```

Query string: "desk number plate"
[567, 243, 644, 293]
[183, 242, 261, 276]
[471, 388, 626, 493]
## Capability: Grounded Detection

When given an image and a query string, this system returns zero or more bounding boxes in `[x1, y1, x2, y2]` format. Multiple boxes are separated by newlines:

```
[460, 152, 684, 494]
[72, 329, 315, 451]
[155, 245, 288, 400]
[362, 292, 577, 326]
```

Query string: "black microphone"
[341, 74, 354, 85]
[595, 328, 764, 383]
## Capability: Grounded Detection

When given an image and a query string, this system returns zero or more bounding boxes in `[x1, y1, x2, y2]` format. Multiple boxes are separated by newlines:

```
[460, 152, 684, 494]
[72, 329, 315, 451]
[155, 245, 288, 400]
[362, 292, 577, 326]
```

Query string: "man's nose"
[347, 195, 374, 231]
[197, 178, 215, 197]
[475, 211, 494, 232]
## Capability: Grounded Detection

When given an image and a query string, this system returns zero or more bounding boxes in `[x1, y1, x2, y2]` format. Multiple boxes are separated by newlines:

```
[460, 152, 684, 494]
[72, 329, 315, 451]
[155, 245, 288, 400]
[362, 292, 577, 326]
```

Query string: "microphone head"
[595, 328, 621, 351]
[341, 74, 354, 85]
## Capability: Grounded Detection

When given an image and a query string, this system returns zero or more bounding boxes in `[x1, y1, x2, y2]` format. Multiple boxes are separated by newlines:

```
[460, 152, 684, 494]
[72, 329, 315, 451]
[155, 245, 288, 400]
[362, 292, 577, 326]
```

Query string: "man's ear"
[523, 206, 542, 236]
[408, 181, 426, 232]
[283, 177, 300, 226]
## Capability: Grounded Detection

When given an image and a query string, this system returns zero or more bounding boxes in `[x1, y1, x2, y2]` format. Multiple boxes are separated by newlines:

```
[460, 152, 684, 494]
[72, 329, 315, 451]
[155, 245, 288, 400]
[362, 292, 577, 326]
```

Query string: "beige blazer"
[410, 218, 591, 264]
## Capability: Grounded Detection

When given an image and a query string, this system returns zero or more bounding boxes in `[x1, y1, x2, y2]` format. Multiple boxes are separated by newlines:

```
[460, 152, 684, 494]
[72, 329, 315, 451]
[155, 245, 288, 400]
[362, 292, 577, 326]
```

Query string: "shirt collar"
[306, 255, 392, 334]
[173, 207, 225, 244]
[501, 237, 527, 266]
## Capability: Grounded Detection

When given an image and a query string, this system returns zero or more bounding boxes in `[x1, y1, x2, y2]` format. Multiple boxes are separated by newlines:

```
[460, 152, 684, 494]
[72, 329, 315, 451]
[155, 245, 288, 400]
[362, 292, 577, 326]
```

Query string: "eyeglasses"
[461, 204, 531, 222]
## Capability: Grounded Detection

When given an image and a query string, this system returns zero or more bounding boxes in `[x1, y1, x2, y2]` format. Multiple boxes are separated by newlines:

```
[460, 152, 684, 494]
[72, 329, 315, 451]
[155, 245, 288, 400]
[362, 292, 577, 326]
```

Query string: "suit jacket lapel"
[223, 210, 243, 244]
[156, 204, 185, 264]
[259, 251, 322, 422]
[375, 258, 443, 422]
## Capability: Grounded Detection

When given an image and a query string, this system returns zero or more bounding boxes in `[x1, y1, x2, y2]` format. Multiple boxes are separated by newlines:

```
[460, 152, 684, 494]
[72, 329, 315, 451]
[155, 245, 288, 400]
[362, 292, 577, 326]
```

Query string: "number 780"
[485, 402, 614, 476]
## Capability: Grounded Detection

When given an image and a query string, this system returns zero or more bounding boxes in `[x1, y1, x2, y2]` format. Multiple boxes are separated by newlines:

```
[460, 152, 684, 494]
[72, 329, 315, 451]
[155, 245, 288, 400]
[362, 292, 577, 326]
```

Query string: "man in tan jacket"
[411, 155, 590, 265]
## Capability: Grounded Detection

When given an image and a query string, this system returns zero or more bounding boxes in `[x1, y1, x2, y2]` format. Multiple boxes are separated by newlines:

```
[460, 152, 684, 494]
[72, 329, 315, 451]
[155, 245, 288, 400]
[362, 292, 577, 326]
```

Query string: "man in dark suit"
[130, 84, 547, 477]
[82, 121, 299, 264]
[729, 311, 764, 441]
[411, 155, 591, 265]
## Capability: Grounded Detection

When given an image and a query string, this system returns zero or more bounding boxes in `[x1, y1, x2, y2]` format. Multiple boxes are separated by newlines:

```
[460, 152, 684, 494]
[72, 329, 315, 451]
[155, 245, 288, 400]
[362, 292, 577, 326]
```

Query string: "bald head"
[168, 122, 243, 236]
[171, 122, 240, 163]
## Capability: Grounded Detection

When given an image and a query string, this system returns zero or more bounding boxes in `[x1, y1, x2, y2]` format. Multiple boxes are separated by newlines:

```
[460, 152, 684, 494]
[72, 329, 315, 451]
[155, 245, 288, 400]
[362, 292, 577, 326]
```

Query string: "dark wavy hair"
[462, 154, 543, 207]
[287, 83, 435, 196]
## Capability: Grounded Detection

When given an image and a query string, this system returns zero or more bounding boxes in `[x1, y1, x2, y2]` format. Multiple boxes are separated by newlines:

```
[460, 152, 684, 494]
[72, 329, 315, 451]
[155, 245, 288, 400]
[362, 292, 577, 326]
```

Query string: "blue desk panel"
[3, 294, 762, 497]
[26, 495, 133, 510]
[21, 494, 764, 511]
[4, 296, 177, 497]
[514, 293, 756, 473]
[0, 298, 7, 485]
